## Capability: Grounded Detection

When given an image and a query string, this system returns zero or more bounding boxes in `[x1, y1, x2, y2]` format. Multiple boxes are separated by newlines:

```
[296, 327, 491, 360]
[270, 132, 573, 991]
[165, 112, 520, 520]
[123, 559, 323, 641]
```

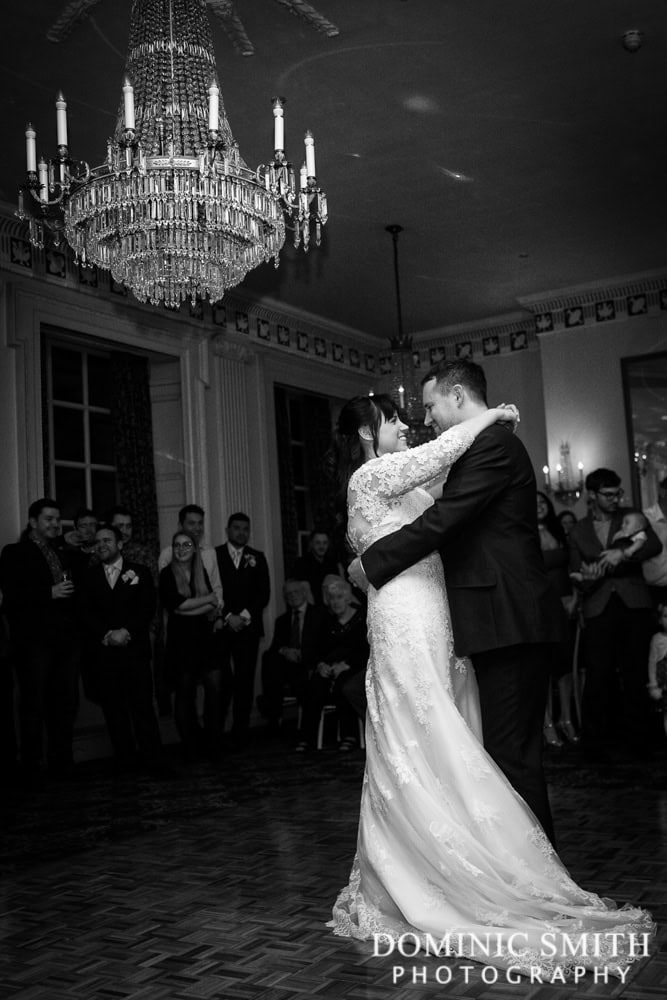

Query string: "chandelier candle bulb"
[25, 124, 37, 173]
[55, 92, 68, 148]
[299, 163, 307, 189]
[207, 81, 219, 133]
[542, 465, 550, 488]
[37, 158, 49, 202]
[122, 78, 135, 132]
[304, 131, 316, 177]
[273, 98, 285, 153]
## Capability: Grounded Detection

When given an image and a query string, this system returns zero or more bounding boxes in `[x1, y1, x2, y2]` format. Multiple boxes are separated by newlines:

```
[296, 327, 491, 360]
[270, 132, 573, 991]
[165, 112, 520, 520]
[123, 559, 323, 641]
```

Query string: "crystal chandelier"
[542, 442, 585, 506]
[17, 0, 328, 308]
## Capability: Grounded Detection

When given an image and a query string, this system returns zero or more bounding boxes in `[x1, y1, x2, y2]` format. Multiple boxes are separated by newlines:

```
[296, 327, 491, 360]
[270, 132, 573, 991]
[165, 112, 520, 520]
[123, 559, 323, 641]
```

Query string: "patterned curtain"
[274, 387, 299, 571]
[110, 352, 160, 557]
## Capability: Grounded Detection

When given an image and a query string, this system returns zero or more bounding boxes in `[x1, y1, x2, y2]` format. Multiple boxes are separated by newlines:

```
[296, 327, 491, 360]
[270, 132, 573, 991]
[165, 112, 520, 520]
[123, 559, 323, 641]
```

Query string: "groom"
[351, 359, 564, 844]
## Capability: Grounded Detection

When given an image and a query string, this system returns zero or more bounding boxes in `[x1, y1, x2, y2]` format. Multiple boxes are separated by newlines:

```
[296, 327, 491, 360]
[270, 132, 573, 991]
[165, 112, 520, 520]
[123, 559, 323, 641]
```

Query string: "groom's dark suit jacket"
[362, 423, 565, 657]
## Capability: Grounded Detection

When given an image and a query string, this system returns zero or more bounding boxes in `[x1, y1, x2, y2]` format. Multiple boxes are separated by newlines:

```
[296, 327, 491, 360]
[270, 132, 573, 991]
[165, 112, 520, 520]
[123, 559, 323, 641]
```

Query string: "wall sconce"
[542, 442, 584, 506]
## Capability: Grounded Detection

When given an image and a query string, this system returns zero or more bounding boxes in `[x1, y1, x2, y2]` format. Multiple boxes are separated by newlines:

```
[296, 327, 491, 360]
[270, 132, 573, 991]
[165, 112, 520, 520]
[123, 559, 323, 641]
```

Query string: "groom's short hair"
[422, 359, 488, 405]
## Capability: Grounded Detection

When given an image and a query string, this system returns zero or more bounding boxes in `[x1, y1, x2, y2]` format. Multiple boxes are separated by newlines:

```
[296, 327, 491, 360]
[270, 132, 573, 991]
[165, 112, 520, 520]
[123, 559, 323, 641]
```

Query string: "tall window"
[43, 337, 118, 519]
[274, 386, 338, 572]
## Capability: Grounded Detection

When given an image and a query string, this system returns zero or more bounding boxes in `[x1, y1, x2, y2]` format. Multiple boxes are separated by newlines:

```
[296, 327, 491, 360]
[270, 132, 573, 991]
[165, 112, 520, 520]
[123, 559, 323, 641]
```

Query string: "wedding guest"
[64, 507, 99, 568]
[647, 604, 667, 738]
[536, 492, 579, 747]
[291, 529, 343, 604]
[215, 513, 270, 747]
[0, 588, 17, 782]
[81, 526, 164, 773]
[258, 579, 326, 734]
[557, 509, 577, 537]
[107, 505, 158, 582]
[568, 468, 661, 761]
[643, 476, 667, 606]
[107, 504, 168, 713]
[0, 498, 81, 780]
[159, 532, 226, 761]
[159, 504, 222, 607]
[294, 577, 368, 752]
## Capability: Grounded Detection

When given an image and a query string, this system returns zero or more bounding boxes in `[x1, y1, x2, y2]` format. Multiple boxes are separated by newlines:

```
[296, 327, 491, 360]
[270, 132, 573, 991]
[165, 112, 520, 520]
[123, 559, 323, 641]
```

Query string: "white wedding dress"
[329, 424, 654, 977]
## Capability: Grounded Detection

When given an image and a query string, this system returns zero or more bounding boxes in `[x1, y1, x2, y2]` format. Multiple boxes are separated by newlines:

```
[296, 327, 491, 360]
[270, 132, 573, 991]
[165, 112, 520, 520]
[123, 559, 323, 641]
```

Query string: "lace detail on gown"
[328, 424, 655, 978]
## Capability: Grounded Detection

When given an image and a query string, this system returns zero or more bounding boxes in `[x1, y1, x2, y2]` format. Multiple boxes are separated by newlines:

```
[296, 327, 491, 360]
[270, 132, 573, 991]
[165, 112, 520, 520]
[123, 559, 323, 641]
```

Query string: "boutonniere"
[121, 569, 139, 585]
[243, 553, 257, 569]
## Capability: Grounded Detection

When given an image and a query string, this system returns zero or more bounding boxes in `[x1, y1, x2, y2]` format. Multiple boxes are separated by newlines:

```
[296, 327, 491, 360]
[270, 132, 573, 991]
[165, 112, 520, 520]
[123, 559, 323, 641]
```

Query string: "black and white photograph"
[1, 3, 665, 999]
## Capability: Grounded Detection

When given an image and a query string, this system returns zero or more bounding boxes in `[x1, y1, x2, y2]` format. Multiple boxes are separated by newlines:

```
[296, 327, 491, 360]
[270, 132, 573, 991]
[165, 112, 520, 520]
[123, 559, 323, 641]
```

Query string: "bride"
[327, 393, 653, 978]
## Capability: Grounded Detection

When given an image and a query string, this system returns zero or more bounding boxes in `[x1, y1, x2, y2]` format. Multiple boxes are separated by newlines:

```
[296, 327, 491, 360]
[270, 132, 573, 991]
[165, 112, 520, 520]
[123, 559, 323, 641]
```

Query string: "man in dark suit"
[568, 468, 660, 762]
[0, 498, 81, 779]
[80, 525, 164, 772]
[351, 360, 564, 844]
[258, 578, 326, 733]
[215, 512, 270, 745]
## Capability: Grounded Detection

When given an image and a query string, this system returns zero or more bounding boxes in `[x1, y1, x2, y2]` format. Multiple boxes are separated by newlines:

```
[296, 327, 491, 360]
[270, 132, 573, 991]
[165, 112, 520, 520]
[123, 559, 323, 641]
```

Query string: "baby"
[608, 510, 648, 556]
[571, 510, 648, 582]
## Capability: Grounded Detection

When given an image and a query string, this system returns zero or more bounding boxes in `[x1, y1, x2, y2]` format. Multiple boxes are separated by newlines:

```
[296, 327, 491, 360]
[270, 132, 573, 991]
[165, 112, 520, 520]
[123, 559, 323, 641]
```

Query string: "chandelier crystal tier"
[17, 0, 328, 308]
[542, 442, 585, 507]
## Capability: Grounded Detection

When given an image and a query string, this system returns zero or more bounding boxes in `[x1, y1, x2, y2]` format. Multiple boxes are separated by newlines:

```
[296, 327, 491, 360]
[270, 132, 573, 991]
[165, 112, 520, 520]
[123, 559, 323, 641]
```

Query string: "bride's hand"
[492, 403, 520, 431]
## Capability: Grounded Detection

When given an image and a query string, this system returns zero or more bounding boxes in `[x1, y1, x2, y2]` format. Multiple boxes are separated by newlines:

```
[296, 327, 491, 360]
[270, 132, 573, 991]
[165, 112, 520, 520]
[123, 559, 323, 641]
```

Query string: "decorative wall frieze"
[406, 312, 537, 371]
[0, 202, 375, 374]
[517, 269, 667, 335]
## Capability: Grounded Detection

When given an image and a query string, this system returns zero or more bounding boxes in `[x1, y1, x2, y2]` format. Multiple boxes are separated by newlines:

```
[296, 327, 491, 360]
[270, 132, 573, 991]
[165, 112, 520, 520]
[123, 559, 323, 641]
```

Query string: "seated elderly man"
[258, 579, 325, 734]
[294, 577, 369, 752]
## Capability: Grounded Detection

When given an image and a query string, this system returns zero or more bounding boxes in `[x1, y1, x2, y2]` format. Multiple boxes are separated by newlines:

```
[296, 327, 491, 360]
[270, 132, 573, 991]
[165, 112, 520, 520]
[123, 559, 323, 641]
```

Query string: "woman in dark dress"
[536, 492, 580, 746]
[159, 531, 225, 760]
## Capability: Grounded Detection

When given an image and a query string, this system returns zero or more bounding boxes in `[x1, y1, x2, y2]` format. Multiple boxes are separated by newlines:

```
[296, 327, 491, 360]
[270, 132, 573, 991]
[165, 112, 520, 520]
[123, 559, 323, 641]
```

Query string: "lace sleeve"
[348, 423, 477, 519]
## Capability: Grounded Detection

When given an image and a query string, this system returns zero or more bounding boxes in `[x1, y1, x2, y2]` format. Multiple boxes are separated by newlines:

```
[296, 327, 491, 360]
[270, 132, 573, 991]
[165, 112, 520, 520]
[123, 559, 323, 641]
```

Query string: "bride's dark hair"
[327, 393, 398, 531]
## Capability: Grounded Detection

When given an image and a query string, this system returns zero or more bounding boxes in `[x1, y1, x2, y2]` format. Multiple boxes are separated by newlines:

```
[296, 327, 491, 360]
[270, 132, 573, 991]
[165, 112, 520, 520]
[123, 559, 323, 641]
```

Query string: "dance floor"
[1, 727, 666, 1000]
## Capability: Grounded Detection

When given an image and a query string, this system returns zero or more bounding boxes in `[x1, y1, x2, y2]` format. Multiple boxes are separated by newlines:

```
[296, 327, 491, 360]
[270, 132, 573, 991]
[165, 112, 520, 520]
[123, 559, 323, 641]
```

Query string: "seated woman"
[159, 531, 226, 761]
[294, 577, 369, 752]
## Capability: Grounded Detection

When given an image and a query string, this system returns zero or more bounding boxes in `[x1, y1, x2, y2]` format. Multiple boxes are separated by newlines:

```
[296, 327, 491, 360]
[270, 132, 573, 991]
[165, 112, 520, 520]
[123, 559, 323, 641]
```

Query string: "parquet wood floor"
[1, 731, 665, 1000]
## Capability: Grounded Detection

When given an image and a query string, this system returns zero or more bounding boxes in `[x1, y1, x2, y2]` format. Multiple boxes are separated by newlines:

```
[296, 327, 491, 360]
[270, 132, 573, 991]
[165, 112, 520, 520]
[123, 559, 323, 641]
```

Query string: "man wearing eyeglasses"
[568, 468, 661, 762]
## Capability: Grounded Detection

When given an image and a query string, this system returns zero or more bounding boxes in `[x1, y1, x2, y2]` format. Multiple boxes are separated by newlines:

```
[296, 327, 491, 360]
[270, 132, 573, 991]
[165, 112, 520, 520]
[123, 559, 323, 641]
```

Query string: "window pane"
[87, 354, 112, 408]
[295, 490, 307, 528]
[51, 347, 83, 403]
[91, 470, 118, 517]
[288, 399, 303, 440]
[55, 466, 87, 520]
[53, 406, 85, 462]
[89, 412, 115, 466]
[291, 444, 305, 486]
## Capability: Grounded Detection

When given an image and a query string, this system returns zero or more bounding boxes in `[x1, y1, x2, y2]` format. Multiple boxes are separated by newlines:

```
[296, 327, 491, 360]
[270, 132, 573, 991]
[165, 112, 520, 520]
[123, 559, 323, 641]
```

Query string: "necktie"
[232, 548, 242, 569]
[106, 565, 118, 588]
[289, 608, 301, 648]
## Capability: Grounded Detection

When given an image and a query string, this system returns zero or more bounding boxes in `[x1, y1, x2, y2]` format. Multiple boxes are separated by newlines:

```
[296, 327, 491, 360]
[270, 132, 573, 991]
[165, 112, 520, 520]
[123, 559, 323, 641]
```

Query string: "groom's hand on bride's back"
[347, 557, 369, 592]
